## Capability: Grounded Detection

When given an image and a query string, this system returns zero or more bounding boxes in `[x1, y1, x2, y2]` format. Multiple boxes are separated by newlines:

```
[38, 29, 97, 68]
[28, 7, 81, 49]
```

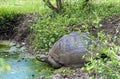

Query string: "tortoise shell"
[48, 31, 92, 67]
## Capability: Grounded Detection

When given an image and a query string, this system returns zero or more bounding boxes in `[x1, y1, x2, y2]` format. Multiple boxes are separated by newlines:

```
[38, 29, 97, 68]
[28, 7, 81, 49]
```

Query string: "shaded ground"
[53, 69, 89, 79]
[100, 15, 120, 45]
[0, 13, 37, 42]
[13, 13, 36, 42]
[88, 15, 120, 45]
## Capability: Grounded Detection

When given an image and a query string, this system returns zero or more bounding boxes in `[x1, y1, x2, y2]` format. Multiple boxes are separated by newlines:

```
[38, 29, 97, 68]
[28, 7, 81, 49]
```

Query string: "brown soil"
[0, 13, 37, 42]
[100, 15, 120, 45]
[13, 13, 37, 42]
[88, 15, 120, 45]
[53, 69, 89, 79]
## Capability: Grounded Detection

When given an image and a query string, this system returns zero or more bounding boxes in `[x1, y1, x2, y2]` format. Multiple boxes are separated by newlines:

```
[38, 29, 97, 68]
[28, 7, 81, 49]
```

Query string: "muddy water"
[0, 40, 54, 79]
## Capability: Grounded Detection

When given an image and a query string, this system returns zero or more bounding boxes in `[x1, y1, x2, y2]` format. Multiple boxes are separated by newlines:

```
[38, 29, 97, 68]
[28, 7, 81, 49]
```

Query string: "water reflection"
[0, 40, 54, 79]
[0, 58, 35, 79]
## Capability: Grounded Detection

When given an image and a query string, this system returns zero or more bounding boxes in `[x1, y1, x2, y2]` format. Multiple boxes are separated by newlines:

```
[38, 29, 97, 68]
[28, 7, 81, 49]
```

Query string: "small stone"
[21, 42, 26, 46]
[9, 47, 18, 54]
[16, 43, 21, 48]
[9, 40, 17, 46]
[19, 46, 26, 52]
[53, 73, 64, 79]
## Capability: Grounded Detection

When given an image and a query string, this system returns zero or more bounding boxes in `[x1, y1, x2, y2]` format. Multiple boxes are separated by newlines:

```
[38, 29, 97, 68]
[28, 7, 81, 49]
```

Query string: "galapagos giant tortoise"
[37, 31, 92, 68]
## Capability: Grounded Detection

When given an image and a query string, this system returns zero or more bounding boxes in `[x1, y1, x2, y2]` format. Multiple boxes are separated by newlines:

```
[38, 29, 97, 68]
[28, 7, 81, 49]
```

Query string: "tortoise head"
[36, 54, 48, 62]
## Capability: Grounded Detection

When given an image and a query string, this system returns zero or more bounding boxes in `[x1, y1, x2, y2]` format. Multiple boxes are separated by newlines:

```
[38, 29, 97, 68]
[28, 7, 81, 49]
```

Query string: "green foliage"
[30, 14, 70, 50]
[0, 14, 19, 30]
[0, 58, 11, 73]
[54, 67, 75, 75]
[0, 0, 47, 15]
[30, 0, 120, 51]
[82, 32, 120, 79]
[30, 1, 120, 78]
[30, 1, 93, 51]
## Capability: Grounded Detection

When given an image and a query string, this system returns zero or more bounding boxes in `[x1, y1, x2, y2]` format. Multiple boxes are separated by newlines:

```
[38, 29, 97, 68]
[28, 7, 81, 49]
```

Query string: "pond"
[0, 40, 54, 79]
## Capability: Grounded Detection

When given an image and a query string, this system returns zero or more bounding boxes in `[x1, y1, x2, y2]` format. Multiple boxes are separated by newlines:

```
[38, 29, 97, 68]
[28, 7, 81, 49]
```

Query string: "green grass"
[0, 0, 120, 15]
[0, 0, 48, 15]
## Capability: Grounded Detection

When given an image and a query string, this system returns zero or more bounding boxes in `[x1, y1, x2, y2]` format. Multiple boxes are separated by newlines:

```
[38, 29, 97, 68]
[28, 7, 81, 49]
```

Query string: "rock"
[16, 43, 21, 48]
[19, 46, 26, 52]
[21, 42, 26, 46]
[9, 46, 18, 54]
[53, 73, 64, 79]
[9, 40, 17, 46]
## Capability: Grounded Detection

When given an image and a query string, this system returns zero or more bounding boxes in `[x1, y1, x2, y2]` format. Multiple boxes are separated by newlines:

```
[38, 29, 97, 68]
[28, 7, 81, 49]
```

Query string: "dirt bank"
[0, 13, 37, 42]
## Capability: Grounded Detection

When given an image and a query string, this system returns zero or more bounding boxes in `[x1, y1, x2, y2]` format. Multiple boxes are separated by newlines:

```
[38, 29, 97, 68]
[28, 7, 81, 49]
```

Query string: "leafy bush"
[30, 0, 120, 51]
[0, 14, 22, 40]
[30, 14, 69, 50]
[30, 1, 94, 51]
[83, 32, 120, 79]
[0, 14, 19, 30]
